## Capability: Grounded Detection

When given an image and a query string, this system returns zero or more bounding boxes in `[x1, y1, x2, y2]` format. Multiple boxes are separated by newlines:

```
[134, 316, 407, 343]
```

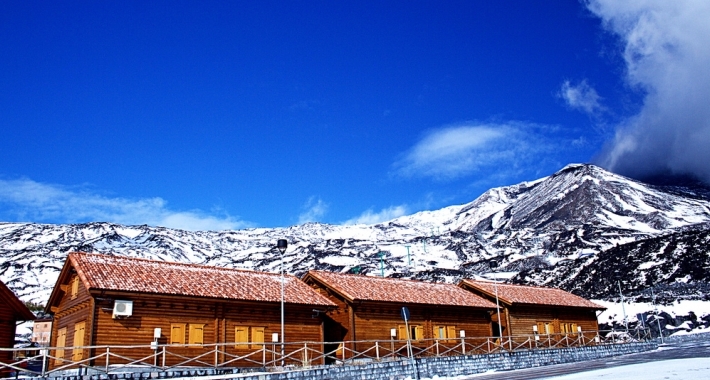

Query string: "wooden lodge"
[0, 280, 36, 376]
[302, 270, 497, 360]
[458, 279, 604, 341]
[44, 252, 335, 370]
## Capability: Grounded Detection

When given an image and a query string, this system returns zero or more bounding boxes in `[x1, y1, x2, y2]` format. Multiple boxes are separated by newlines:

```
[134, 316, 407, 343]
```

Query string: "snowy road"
[456, 339, 710, 380]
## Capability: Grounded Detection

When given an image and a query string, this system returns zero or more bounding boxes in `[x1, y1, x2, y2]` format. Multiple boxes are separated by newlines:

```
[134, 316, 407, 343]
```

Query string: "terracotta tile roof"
[305, 270, 496, 309]
[459, 279, 605, 310]
[0, 279, 35, 321]
[69, 252, 335, 307]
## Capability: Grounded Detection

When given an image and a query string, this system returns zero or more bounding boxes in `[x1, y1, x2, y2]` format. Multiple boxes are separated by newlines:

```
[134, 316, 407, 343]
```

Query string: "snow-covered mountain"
[2, 164, 710, 306]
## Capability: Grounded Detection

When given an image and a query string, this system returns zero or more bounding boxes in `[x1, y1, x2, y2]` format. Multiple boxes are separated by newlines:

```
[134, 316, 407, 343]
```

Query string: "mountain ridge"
[2, 164, 710, 305]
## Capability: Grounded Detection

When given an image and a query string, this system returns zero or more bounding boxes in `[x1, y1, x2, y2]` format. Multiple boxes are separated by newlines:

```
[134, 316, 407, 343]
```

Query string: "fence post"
[263, 344, 266, 367]
[487, 338, 491, 354]
[105, 346, 110, 373]
[303, 343, 308, 367]
[375, 341, 380, 361]
[214, 344, 218, 368]
[162, 346, 166, 367]
[435, 340, 439, 357]
[461, 337, 465, 355]
[41, 348, 47, 377]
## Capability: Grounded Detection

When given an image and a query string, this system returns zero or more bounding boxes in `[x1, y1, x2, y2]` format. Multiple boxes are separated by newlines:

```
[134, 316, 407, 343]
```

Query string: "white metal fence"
[1, 329, 650, 378]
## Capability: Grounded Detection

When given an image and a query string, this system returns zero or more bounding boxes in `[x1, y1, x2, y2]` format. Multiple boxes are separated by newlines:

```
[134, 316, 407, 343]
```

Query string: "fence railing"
[0, 329, 651, 378]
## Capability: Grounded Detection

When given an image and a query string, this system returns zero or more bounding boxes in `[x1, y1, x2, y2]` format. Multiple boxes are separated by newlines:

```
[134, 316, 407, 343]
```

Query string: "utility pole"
[651, 288, 664, 343]
[618, 280, 628, 333]
[379, 251, 385, 277]
[405, 245, 411, 266]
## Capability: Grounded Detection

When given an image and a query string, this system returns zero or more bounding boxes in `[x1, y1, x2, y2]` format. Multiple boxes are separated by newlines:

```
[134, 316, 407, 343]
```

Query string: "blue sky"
[1, 1, 709, 230]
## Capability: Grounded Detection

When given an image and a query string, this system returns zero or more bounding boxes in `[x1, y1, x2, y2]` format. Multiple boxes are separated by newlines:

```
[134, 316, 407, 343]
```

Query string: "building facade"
[0, 280, 36, 375]
[45, 252, 335, 369]
[458, 279, 604, 341]
[302, 270, 497, 361]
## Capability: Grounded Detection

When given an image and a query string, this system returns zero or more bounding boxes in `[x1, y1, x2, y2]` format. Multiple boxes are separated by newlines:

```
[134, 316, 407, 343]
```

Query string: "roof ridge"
[463, 279, 563, 291]
[63, 252, 335, 307]
[70, 251, 293, 278]
[309, 269, 460, 286]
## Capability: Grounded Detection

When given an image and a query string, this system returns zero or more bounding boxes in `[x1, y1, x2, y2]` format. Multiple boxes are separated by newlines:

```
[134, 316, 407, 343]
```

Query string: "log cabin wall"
[351, 303, 493, 355]
[507, 305, 599, 336]
[73, 293, 325, 369]
[0, 281, 35, 370]
[45, 253, 335, 370]
[458, 280, 603, 341]
[48, 272, 94, 368]
[303, 271, 498, 360]
[0, 300, 16, 365]
[352, 303, 491, 342]
[302, 291, 493, 358]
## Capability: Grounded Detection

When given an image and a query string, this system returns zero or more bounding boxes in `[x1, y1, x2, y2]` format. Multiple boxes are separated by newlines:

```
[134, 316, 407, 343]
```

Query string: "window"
[433, 325, 457, 342]
[397, 325, 423, 340]
[235, 327, 248, 349]
[234, 326, 265, 349]
[250, 327, 265, 349]
[72, 322, 85, 361]
[560, 323, 578, 334]
[170, 323, 186, 345]
[55, 327, 67, 365]
[536, 322, 554, 335]
[70, 276, 80, 299]
[188, 324, 205, 345]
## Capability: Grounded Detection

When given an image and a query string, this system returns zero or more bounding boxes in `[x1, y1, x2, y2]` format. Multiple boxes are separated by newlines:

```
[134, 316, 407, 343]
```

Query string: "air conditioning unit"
[112, 300, 133, 318]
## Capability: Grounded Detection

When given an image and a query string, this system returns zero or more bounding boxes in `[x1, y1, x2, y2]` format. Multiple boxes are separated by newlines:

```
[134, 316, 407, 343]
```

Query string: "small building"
[31, 316, 52, 346]
[45, 252, 335, 370]
[0, 280, 36, 375]
[302, 270, 497, 360]
[458, 279, 604, 340]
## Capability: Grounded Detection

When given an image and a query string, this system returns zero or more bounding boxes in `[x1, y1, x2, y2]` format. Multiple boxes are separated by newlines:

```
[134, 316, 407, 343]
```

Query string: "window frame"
[188, 324, 205, 346]
[433, 325, 457, 343]
[55, 327, 67, 365]
[235, 326, 248, 349]
[72, 321, 86, 361]
[70, 276, 80, 299]
[250, 327, 265, 349]
[397, 324, 423, 341]
[170, 323, 186, 345]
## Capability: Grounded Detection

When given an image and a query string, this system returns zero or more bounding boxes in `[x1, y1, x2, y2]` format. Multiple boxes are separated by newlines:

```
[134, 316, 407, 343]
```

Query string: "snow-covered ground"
[595, 299, 710, 332]
[595, 299, 710, 322]
[411, 358, 710, 380]
[536, 358, 710, 379]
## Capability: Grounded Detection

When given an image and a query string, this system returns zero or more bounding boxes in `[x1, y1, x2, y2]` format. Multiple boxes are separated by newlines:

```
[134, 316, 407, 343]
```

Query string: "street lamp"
[276, 239, 288, 365]
[488, 260, 504, 343]
[612, 271, 629, 334]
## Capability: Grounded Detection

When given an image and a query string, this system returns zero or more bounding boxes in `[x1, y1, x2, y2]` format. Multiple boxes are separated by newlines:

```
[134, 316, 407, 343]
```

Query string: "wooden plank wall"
[351, 303, 491, 356]
[48, 272, 94, 368]
[0, 296, 17, 364]
[508, 306, 599, 336]
[353, 303, 491, 341]
[48, 284, 325, 369]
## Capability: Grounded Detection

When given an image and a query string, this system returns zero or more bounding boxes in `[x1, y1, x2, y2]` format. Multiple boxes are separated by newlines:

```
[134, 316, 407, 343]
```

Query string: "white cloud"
[560, 79, 604, 115]
[587, 0, 710, 182]
[298, 197, 328, 223]
[392, 122, 552, 181]
[344, 205, 409, 225]
[0, 178, 248, 231]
